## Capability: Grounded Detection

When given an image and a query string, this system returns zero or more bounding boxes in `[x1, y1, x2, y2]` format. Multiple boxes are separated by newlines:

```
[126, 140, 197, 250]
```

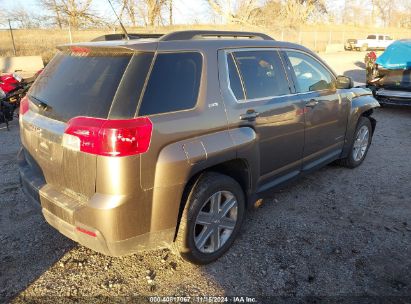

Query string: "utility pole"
[8, 19, 16, 56]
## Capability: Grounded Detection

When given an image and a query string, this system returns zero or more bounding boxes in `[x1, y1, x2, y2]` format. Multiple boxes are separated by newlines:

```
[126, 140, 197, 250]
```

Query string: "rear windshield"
[29, 50, 153, 122]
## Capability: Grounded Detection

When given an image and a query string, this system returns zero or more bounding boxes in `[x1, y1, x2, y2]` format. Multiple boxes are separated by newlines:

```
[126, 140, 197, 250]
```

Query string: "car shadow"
[354, 61, 366, 69]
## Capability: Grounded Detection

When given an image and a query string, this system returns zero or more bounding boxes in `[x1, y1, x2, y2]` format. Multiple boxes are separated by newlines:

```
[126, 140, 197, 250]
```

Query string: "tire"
[174, 172, 245, 264]
[338, 117, 372, 168]
[360, 44, 368, 52]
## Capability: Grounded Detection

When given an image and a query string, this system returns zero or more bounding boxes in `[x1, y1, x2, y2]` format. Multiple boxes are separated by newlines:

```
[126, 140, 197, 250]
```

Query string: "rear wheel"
[338, 117, 372, 168]
[174, 172, 245, 264]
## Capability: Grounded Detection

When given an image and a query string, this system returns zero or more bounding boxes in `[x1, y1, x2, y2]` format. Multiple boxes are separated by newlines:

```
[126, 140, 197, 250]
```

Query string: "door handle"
[305, 99, 319, 108]
[240, 110, 260, 121]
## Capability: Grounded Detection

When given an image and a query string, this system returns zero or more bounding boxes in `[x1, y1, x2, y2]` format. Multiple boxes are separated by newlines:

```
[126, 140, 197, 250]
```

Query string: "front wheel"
[338, 117, 372, 168]
[174, 172, 245, 264]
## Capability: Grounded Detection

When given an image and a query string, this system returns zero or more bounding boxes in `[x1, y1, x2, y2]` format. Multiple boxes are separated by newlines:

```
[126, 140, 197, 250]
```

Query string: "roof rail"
[92, 33, 164, 42]
[159, 30, 274, 42]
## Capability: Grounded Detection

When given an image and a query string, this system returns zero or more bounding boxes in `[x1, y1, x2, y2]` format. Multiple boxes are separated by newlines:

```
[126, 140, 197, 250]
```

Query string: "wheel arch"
[173, 158, 252, 241]
[341, 94, 379, 158]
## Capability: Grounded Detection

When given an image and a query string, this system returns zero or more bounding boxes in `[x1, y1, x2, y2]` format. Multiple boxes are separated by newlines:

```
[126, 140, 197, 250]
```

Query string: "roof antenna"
[106, 0, 130, 40]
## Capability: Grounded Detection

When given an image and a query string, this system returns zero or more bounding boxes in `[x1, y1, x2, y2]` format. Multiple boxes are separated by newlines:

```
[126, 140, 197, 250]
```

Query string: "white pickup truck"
[345, 34, 394, 51]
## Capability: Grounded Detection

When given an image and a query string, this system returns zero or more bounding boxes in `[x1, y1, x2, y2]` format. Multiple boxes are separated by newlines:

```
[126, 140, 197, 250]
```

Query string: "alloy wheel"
[194, 191, 238, 253]
[353, 125, 370, 161]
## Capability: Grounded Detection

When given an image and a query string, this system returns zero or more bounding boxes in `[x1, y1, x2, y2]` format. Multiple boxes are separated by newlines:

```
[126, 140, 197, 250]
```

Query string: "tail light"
[63, 116, 153, 157]
[19, 96, 29, 115]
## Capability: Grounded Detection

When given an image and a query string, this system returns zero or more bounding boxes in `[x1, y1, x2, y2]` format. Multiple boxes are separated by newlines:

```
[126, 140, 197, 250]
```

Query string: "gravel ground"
[1, 52, 410, 303]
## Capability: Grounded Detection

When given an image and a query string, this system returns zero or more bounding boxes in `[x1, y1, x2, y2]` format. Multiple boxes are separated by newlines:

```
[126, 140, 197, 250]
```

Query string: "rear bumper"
[18, 147, 175, 256]
[375, 89, 411, 106]
[41, 207, 175, 256]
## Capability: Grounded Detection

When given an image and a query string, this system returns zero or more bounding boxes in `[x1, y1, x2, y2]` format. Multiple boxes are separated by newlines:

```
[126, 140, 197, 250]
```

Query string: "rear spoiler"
[91, 33, 164, 42]
[56, 45, 137, 56]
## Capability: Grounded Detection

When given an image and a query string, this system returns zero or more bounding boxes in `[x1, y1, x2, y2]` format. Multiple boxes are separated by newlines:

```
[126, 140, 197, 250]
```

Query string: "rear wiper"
[28, 95, 52, 112]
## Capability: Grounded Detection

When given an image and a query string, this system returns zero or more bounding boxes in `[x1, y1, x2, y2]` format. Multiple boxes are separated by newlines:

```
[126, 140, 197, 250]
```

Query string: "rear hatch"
[20, 46, 154, 200]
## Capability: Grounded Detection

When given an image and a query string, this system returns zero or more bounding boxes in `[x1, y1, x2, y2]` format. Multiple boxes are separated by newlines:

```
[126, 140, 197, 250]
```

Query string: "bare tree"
[6, 7, 43, 28]
[61, 0, 105, 29]
[206, 0, 328, 27]
[115, 0, 167, 26]
[39, 0, 105, 29]
[39, 0, 64, 29]
[116, 0, 138, 26]
[372, 0, 396, 27]
[169, 0, 173, 25]
[145, 0, 167, 26]
[0, 7, 7, 27]
[206, 0, 259, 24]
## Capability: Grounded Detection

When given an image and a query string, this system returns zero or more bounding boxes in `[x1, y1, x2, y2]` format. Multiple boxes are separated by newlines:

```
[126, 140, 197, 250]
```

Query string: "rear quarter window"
[138, 52, 202, 116]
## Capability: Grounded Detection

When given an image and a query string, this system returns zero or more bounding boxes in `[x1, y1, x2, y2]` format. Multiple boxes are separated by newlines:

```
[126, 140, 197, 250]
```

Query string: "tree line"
[0, 0, 410, 30]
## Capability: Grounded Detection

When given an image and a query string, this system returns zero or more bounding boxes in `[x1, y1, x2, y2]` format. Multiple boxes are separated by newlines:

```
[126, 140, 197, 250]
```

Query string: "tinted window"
[227, 53, 245, 100]
[286, 51, 334, 93]
[30, 52, 134, 122]
[138, 52, 202, 116]
[232, 50, 290, 100]
[378, 35, 384, 40]
[109, 52, 154, 118]
[367, 35, 377, 39]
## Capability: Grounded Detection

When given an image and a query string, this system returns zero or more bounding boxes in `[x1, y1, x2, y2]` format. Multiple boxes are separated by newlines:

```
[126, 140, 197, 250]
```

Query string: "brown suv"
[18, 30, 379, 264]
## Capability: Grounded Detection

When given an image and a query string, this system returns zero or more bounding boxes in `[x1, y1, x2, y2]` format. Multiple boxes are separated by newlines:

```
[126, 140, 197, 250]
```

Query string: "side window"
[378, 35, 384, 40]
[227, 53, 245, 100]
[138, 52, 202, 116]
[385, 36, 393, 40]
[231, 50, 290, 100]
[367, 35, 377, 39]
[285, 51, 334, 93]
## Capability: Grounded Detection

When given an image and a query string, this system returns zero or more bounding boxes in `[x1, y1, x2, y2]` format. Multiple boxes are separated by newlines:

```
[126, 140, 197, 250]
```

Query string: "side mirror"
[335, 75, 353, 89]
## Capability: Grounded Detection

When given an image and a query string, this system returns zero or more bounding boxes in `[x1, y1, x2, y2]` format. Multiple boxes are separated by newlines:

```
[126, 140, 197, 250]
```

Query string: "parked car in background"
[345, 34, 394, 51]
[18, 30, 379, 264]
[366, 39, 411, 106]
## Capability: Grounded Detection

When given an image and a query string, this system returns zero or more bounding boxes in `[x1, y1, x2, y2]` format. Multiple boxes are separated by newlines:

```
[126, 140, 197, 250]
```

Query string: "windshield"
[29, 51, 132, 122]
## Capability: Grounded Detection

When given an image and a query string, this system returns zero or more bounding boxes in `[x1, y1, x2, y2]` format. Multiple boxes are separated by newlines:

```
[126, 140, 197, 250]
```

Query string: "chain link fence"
[1, 26, 411, 63]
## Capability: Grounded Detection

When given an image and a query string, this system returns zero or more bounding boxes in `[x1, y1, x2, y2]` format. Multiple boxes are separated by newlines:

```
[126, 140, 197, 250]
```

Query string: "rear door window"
[138, 52, 202, 116]
[230, 50, 290, 100]
[29, 51, 149, 122]
[367, 35, 377, 39]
